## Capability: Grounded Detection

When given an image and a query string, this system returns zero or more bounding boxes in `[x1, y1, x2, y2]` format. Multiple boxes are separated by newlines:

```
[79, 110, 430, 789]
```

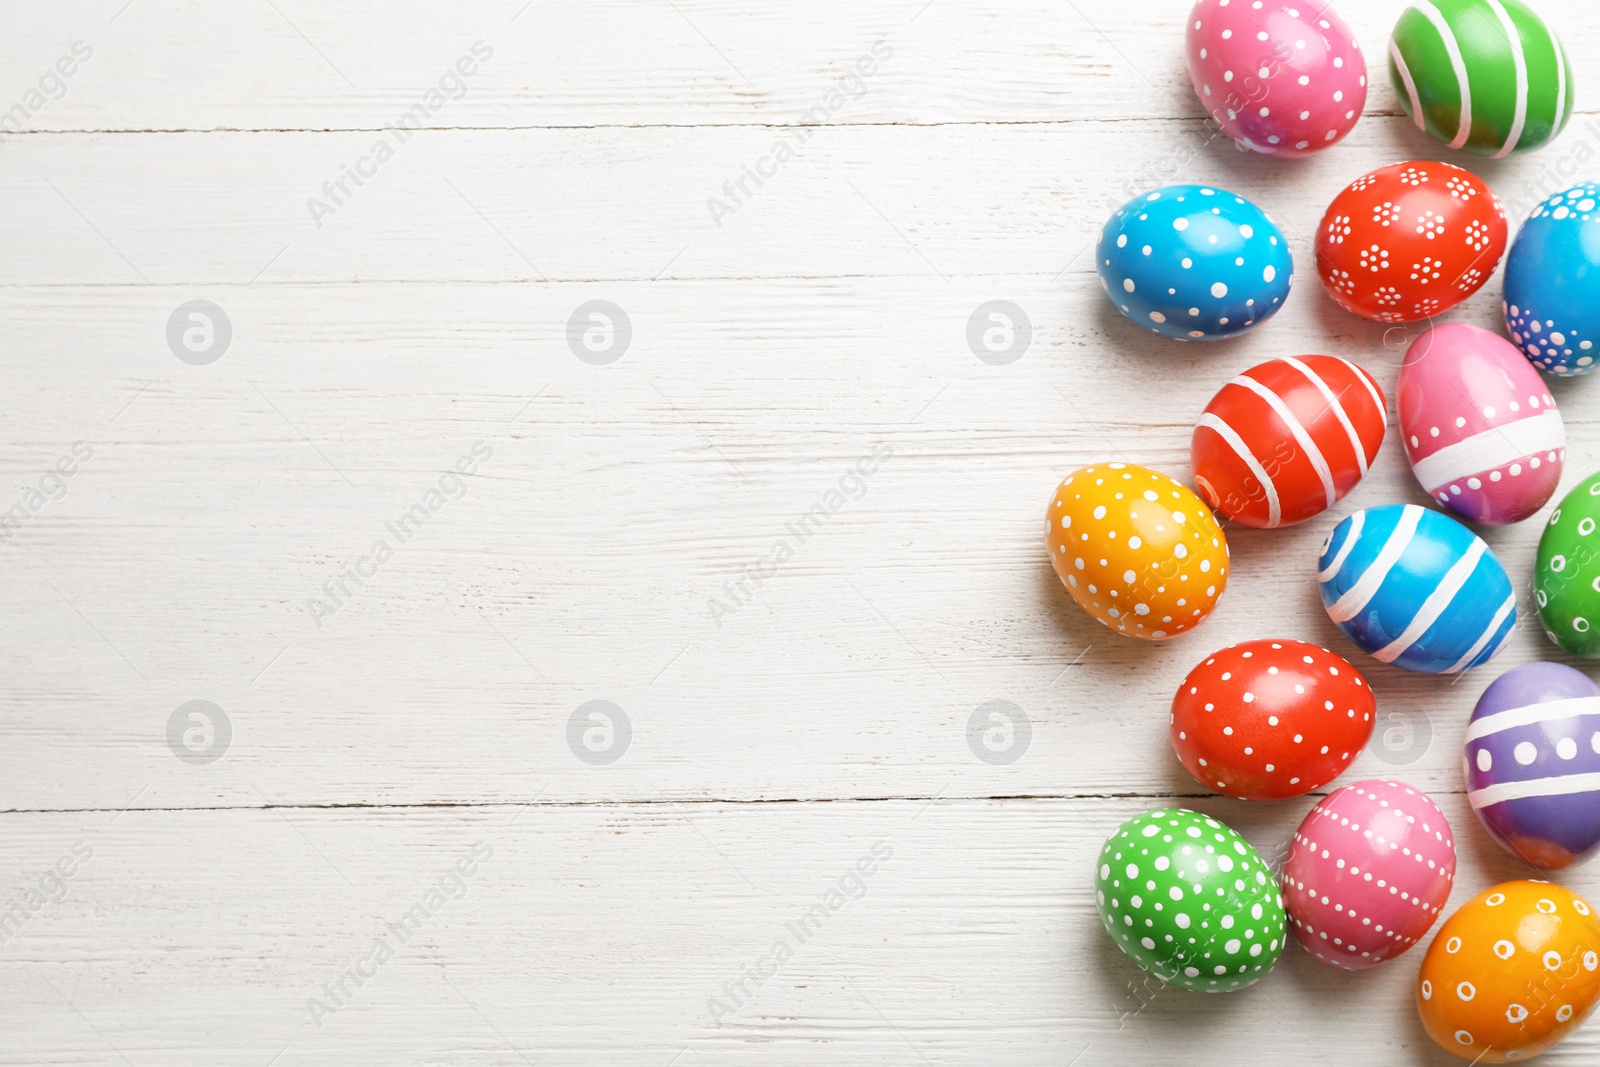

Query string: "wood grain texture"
[3, 0, 1600, 1063]
[0, 0, 1582, 131]
[2, 799, 1598, 1066]
[0, 116, 1596, 287]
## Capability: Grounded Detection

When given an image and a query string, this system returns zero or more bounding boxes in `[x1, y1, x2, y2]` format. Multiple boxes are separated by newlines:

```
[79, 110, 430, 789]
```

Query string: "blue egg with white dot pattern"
[1096, 184, 1293, 342]
[1504, 183, 1600, 377]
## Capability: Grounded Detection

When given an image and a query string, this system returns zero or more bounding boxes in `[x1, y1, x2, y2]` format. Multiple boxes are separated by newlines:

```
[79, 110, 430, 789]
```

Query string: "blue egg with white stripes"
[1504, 183, 1600, 377]
[1317, 504, 1517, 675]
[1096, 184, 1293, 342]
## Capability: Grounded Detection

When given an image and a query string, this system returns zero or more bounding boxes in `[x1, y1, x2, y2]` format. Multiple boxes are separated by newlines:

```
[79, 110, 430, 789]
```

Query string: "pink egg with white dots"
[1400, 323, 1565, 526]
[1185, 0, 1367, 157]
[1281, 779, 1456, 970]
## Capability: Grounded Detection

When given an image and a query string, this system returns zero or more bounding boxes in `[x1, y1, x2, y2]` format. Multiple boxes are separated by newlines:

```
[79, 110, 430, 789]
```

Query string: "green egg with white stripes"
[1388, 0, 1574, 156]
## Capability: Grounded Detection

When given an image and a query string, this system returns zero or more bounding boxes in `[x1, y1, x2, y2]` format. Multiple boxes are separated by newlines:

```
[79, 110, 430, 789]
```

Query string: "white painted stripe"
[1483, 0, 1528, 158]
[1444, 593, 1517, 674]
[1553, 25, 1567, 134]
[1284, 357, 1369, 476]
[1230, 374, 1337, 508]
[1326, 505, 1424, 623]
[1197, 412, 1280, 527]
[1413, 0, 1475, 150]
[1372, 539, 1485, 663]
[1411, 409, 1566, 492]
[1470, 771, 1600, 808]
[1465, 696, 1600, 742]
[1389, 39, 1427, 133]
[1316, 510, 1363, 582]
[1353, 364, 1387, 426]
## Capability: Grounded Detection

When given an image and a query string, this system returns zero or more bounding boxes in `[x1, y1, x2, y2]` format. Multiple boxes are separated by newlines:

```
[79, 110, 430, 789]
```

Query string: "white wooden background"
[3, 1, 1600, 1063]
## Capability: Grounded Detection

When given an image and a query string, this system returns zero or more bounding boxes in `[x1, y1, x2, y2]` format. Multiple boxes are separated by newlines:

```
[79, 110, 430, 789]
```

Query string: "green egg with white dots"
[1095, 808, 1286, 992]
[1536, 471, 1600, 658]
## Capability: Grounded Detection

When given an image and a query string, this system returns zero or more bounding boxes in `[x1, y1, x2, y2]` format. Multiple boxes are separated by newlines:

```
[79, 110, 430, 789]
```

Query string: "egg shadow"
[1033, 555, 1204, 688]
[1035, 553, 1117, 657]
[1306, 285, 1411, 373]
[1087, 278, 1253, 362]
[1085, 928, 1260, 1037]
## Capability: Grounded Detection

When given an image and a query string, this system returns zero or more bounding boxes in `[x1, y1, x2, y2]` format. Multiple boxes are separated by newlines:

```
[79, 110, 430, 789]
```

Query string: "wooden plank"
[0, 275, 1590, 810]
[2, 113, 1600, 289]
[0, 797, 1592, 1065]
[0, 0, 1464, 131]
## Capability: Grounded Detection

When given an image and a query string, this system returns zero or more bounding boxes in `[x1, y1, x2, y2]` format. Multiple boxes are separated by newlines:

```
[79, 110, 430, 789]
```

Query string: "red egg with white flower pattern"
[1315, 161, 1507, 323]
[1282, 779, 1456, 970]
[1192, 354, 1388, 529]
[1170, 639, 1376, 799]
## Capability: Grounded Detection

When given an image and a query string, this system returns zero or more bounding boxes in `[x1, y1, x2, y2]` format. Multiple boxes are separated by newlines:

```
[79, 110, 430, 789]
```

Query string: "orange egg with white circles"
[1046, 462, 1230, 640]
[1417, 880, 1600, 1062]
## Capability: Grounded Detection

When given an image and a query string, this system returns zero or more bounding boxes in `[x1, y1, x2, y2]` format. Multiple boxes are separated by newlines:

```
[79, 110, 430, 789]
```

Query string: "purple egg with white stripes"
[1464, 662, 1600, 870]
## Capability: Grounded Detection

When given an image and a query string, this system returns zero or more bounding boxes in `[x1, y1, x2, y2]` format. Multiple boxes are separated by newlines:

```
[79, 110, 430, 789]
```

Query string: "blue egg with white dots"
[1504, 182, 1600, 377]
[1096, 184, 1293, 342]
[1316, 504, 1517, 675]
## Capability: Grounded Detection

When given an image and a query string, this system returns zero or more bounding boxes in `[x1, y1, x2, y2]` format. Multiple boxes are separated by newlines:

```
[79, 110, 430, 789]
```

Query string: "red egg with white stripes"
[1282, 779, 1456, 970]
[1192, 355, 1388, 529]
[1400, 323, 1564, 525]
[1170, 639, 1377, 800]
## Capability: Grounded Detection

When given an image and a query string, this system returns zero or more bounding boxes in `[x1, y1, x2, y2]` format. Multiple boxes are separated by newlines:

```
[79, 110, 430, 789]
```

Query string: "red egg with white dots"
[1283, 779, 1456, 970]
[1170, 639, 1377, 799]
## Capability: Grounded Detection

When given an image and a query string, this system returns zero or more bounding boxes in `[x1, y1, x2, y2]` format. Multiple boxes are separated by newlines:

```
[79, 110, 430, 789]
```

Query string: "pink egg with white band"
[1399, 323, 1565, 526]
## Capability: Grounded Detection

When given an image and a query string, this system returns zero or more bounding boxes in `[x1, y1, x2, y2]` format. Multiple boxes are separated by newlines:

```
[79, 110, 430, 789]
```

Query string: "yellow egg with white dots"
[1046, 462, 1230, 641]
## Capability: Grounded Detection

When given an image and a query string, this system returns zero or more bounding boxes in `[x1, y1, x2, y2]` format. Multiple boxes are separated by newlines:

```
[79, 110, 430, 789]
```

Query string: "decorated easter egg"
[1389, 0, 1574, 157]
[1317, 504, 1516, 674]
[1505, 182, 1600, 376]
[1192, 355, 1387, 529]
[1170, 639, 1376, 799]
[1536, 472, 1600, 657]
[1316, 160, 1507, 323]
[1095, 808, 1287, 992]
[1400, 323, 1565, 525]
[1465, 662, 1600, 870]
[1185, 0, 1367, 157]
[1046, 463, 1229, 641]
[1417, 881, 1600, 1063]
[1096, 185, 1292, 341]
[1283, 780, 1456, 969]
